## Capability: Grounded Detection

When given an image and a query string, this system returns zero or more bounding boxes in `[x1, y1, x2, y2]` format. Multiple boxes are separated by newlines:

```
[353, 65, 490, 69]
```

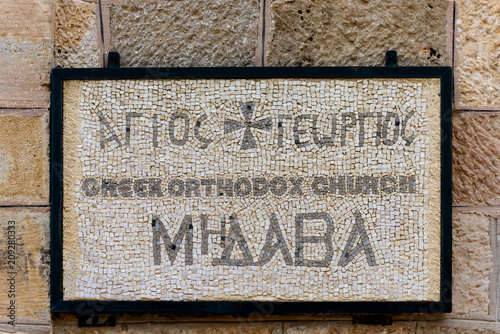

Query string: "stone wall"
[0, 0, 499, 332]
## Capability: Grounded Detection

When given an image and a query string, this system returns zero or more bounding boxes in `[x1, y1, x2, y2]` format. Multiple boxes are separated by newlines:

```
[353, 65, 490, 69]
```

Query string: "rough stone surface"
[267, 0, 452, 67]
[0, 110, 49, 206]
[0, 0, 51, 42]
[285, 321, 416, 333]
[417, 320, 500, 334]
[54, 0, 100, 68]
[498, 218, 500, 322]
[452, 112, 500, 206]
[0, 208, 50, 325]
[2, 0, 500, 331]
[0, 323, 51, 334]
[52, 322, 282, 333]
[455, 1, 500, 109]
[0, 39, 52, 108]
[108, 0, 260, 67]
[0, 0, 52, 108]
[452, 209, 496, 318]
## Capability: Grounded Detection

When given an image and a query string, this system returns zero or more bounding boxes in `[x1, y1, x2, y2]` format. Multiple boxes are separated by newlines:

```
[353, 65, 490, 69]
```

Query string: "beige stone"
[416, 320, 500, 334]
[0, 0, 51, 43]
[0, 110, 49, 206]
[0, 208, 50, 326]
[0, 39, 52, 108]
[108, 0, 260, 67]
[285, 321, 416, 333]
[52, 322, 282, 333]
[452, 112, 500, 206]
[54, 0, 100, 68]
[0, 0, 52, 108]
[455, 1, 500, 109]
[394, 208, 498, 326]
[451, 209, 497, 319]
[267, 0, 452, 67]
[498, 219, 500, 322]
[0, 323, 51, 334]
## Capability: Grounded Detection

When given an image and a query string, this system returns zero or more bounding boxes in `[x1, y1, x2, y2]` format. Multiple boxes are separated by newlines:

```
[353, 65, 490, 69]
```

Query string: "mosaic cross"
[224, 102, 272, 150]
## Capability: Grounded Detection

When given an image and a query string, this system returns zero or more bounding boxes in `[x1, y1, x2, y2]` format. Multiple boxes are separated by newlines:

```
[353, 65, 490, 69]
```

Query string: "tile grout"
[0, 107, 47, 110]
[453, 205, 500, 209]
[261, 0, 266, 67]
[98, 0, 106, 67]
[454, 109, 500, 113]
[496, 217, 499, 322]
[452, 0, 456, 71]
[0, 205, 50, 208]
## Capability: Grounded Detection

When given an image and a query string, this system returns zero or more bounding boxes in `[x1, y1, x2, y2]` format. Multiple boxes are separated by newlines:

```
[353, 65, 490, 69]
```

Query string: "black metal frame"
[51, 67, 452, 314]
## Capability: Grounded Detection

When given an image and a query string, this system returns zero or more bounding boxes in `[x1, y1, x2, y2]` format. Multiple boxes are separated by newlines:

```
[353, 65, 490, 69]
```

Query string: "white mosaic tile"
[62, 78, 442, 302]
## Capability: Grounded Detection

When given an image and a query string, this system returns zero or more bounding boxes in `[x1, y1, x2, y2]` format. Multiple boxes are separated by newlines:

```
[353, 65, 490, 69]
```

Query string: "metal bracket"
[108, 52, 121, 68]
[78, 314, 116, 327]
[385, 50, 397, 67]
[353, 313, 393, 326]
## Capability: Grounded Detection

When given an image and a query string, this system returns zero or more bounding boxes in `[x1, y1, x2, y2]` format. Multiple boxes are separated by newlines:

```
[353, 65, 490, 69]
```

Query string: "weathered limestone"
[54, 0, 100, 68]
[0, 2, 52, 330]
[0, 0, 497, 331]
[0, 0, 52, 108]
[0, 110, 49, 206]
[0, 0, 51, 42]
[0, 40, 52, 108]
[0, 208, 50, 326]
[52, 322, 283, 333]
[452, 209, 497, 319]
[417, 320, 500, 334]
[452, 112, 500, 206]
[0, 323, 51, 334]
[284, 321, 416, 333]
[267, 0, 452, 67]
[497, 219, 500, 322]
[455, 1, 500, 109]
[108, 0, 260, 67]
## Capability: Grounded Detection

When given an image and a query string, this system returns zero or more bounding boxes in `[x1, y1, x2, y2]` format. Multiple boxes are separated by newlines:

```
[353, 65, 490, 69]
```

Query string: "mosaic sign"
[51, 67, 452, 313]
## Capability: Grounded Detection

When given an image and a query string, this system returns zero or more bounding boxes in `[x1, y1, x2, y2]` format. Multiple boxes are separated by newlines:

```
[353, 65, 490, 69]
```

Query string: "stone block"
[54, 0, 100, 68]
[108, 0, 260, 67]
[284, 321, 416, 334]
[52, 322, 282, 333]
[417, 320, 500, 334]
[0, 323, 51, 334]
[451, 209, 497, 319]
[0, 208, 50, 326]
[498, 218, 500, 322]
[267, 0, 452, 66]
[0, 0, 51, 43]
[0, 110, 49, 206]
[455, 1, 500, 109]
[452, 112, 500, 206]
[0, 0, 52, 108]
[0, 39, 52, 108]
